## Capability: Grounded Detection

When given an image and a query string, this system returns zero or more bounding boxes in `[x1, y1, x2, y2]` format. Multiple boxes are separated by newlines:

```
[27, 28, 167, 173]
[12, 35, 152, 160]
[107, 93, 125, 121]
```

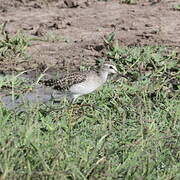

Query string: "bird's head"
[101, 64, 118, 74]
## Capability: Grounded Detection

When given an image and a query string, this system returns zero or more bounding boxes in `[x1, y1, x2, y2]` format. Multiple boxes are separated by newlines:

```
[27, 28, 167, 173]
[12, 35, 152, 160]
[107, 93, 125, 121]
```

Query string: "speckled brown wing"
[40, 72, 87, 91]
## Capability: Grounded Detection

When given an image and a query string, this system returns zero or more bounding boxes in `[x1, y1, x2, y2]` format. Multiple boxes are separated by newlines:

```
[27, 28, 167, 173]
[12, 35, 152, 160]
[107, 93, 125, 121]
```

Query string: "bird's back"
[39, 72, 87, 91]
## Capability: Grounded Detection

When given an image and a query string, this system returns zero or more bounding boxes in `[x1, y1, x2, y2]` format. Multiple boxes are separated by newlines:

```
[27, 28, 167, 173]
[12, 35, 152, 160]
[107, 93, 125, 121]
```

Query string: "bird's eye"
[109, 66, 113, 69]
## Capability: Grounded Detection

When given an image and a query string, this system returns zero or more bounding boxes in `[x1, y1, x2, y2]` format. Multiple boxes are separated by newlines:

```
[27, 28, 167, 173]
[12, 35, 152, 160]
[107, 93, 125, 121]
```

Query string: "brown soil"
[0, 0, 180, 75]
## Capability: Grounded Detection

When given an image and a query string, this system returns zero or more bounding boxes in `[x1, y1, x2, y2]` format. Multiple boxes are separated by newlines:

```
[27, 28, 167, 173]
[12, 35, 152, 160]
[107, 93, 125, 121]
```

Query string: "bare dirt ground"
[0, 0, 180, 74]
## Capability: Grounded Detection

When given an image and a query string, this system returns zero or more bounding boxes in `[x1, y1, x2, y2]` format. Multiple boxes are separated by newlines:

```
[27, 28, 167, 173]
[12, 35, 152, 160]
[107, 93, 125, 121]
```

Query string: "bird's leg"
[70, 94, 79, 104]
[72, 95, 96, 109]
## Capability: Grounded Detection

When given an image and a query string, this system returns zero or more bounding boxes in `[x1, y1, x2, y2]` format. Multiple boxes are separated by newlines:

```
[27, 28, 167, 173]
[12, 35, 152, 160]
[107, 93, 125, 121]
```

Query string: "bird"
[39, 64, 119, 103]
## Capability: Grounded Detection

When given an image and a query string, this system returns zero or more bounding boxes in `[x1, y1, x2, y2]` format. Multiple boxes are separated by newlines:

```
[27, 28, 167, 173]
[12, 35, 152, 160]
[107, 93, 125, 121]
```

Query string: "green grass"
[173, 4, 180, 11]
[43, 31, 69, 43]
[0, 23, 30, 61]
[0, 72, 34, 100]
[120, 0, 139, 4]
[0, 37, 180, 179]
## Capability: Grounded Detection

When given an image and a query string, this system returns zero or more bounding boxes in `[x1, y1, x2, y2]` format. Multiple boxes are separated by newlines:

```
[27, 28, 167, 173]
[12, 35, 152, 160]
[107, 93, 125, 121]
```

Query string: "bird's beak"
[114, 67, 118, 73]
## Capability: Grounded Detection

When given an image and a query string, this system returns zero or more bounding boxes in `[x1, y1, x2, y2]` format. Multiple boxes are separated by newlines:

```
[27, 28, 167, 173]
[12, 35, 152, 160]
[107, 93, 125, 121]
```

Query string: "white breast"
[69, 74, 105, 95]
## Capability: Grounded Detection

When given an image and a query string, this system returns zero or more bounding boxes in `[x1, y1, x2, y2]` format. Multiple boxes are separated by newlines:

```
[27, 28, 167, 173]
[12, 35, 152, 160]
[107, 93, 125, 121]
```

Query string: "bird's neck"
[98, 70, 109, 82]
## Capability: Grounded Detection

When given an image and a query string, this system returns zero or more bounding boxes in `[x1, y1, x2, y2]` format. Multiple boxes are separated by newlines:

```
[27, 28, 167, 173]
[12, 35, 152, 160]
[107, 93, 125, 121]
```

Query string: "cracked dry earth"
[0, 0, 180, 75]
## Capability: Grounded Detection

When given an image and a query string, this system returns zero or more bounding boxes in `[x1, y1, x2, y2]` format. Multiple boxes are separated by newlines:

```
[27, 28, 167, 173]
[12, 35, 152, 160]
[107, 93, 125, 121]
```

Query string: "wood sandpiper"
[40, 64, 120, 103]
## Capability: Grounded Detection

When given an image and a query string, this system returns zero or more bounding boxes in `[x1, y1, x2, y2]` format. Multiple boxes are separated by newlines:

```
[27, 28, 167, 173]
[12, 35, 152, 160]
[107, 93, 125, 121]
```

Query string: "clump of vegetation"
[173, 4, 180, 11]
[0, 22, 30, 60]
[120, 0, 139, 4]
[0, 32, 179, 179]
[0, 72, 33, 96]
[44, 31, 69, 43]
